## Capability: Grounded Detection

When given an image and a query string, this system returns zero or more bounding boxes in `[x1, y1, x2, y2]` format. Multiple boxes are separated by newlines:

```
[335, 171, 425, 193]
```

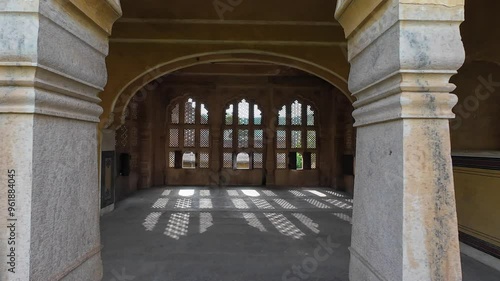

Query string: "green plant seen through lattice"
[297, 153, 303, 170]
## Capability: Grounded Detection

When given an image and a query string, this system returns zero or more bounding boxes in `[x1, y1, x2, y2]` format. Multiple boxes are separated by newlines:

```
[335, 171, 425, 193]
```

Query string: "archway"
[100, 51, 352, 129]
[0, 0, 471, 280]
[107, 60, 353, 191]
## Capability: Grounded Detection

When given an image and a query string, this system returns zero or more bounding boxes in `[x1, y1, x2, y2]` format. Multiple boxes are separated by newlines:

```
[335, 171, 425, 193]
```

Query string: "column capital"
[336, 0, 465, 127]
[335, 0, 385, 38]
[68, 0, 122, 35]
[336, 0, 464, 42]
[352, 72, 459, 126]
[0, 65, 104, 122]
[0, 0, 122, 123]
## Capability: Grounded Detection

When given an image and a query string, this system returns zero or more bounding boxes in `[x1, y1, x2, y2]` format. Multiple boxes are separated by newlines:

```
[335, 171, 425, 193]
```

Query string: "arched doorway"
[109, 62, 352, 193]
[101, 51, 352, 131]
[0, 0, 471, 280]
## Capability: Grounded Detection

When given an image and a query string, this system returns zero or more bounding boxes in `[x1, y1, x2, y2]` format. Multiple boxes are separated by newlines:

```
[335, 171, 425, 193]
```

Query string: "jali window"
[276, 100, 318, 170]
[167, 97, 210, 169]
[223, 99, 264, 169]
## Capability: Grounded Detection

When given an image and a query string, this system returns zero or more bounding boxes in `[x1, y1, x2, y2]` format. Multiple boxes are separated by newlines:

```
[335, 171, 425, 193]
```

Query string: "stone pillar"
[210, 91, 223, 187]
[335, 0, 464, 280]
[138, 96, 154, 189]
[265, 89, 277, 186]
[265, 134, 276, 186]
[0, 1, 121, 280]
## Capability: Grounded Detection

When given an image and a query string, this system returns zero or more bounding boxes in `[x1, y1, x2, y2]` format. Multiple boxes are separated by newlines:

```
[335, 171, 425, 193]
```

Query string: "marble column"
[335, 0, 465, 280]
[0, 1, 121, 280]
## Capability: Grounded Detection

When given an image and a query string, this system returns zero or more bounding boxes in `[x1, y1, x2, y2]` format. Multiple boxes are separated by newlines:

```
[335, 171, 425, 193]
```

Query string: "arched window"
[167, 97, 210, 169]
[236, 152, 250, 170]
[182, 152, 196, 169]
[276, 100, 318, 170]
[222, 99, 264, 169]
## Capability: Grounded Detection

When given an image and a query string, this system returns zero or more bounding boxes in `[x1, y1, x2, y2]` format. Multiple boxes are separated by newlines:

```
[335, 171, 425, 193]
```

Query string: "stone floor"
[101, 187, 500, 281]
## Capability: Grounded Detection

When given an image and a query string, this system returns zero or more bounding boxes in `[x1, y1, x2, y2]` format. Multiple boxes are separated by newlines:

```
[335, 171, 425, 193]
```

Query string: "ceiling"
[119, 0, 338, 23]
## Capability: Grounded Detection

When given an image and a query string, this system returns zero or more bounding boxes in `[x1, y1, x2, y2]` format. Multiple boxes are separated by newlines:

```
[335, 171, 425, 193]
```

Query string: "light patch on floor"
[200, 213, 213, 233]
[273, 199, 297, 209]
[305, 198, 331, 209]
[232, 198, 250, 209]
[102, 187, 499, 281]
[333, 212, 352, 224]
[251, 198, 275, 209]
[179, 189, 195, 197]
[227, 190, 239, 197]
[324, 199, 352, 210]
[264, 213, 305, 240]
[262, 190, 277, 196]
[152, 198, 169, 209]
[242, 189, 260, 197]
[164, 213, 190, 240]
[142, 212, 162, 231]
[243, 213, 267, 232]
[306, 190, 327, 197]
[290, 190, 306, 197]
[292, 213, 320, 234]
[175, 198, 192, 209]
[199, 198, 213, 209]
[325, 190, 349, 198]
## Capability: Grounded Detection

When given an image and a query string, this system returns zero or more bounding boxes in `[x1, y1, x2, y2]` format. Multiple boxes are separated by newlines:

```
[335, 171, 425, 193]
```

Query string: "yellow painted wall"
[454, 167, 500, 247]
[450, 1, 500, 251]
